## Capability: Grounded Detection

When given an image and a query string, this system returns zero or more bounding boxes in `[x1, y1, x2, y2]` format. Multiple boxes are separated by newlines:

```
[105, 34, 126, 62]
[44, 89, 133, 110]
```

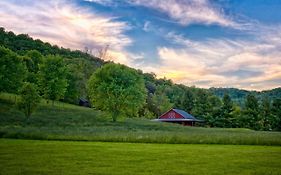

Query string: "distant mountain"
[209, 87, 281, 105]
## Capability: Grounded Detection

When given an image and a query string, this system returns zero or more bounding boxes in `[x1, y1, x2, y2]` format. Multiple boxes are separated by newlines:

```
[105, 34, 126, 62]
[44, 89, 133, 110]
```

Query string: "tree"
[220, 93, 234, 127]
[259, 97, 274, 130]
[87, 63, 147, 122]
[63, 63, 84, 104]
[24, 50, 43, 84]
[0, 46, 27, 93]
[38, 55, 68, 104]
[180, 89, 195, 113]
[192, 89, 210, 120]
[272, 99, 281, 130]
[25, 50, 43, 73]
[151, 86, 173, 116]
[17, 82, 40, 118]
[243, 94, 260, 130]
[207, 95, 222, 127]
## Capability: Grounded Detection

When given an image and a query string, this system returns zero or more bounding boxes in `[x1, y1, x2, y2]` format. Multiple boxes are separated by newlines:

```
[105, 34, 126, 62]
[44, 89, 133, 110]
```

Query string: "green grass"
[0, 139, 280, 175]
[1, 93, 281, 145]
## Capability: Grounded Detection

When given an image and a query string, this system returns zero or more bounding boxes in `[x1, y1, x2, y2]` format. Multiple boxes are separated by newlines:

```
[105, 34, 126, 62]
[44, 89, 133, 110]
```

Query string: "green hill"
[1, 27, 281, 131]
[1, 93, 280, 146]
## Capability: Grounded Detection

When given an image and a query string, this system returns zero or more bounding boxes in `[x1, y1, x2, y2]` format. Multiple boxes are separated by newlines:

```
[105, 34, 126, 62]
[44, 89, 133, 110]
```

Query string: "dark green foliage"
[25, 50, 43, 72]
[38, 55, 68, 103]
[0, 28, 104, 104]
[243, 94, 260, 130]
[0, 27, 103, 65]
[272, 99, 281, 130]
[151, 86, 173, 116]
[63, 58, 100, 104]
[180, 89, 195, 113]
[63, 65, 82, 104]
[221, 93, 235, 127]
[259, 97, 274, 130]
[192, 89, 210, 120]
[17, 83, 40, 117]
[0, 46, 27, 95]
[87, 63, 147, 121]
[0, 46, 27, 93]
[210, 87, 281, 105]
[207, 95, 222, 127]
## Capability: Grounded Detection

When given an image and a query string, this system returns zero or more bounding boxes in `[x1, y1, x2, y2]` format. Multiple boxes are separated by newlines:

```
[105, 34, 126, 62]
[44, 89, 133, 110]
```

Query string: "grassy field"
[1, 93, 281, 145]
[0, 139, 281, 175]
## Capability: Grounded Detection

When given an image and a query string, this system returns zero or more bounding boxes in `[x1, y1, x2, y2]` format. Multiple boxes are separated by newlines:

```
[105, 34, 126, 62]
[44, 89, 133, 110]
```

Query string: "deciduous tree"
[38, 55, 68, 104]
[0, 46, 27, 93]
[87, 63, 147, 122]
[17, 82, 40, 118]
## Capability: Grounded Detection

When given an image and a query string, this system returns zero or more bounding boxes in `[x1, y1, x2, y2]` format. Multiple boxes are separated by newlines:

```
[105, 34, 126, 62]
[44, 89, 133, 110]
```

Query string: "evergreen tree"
[221, 93, 234, 127]
[259, 97, 274, 130]
[181, 89, 195, 113]
[207, 95, 222, 127]
[272, 99, 281, 130]
[192, 89, 210, 121]
[243, 94, 260, 130]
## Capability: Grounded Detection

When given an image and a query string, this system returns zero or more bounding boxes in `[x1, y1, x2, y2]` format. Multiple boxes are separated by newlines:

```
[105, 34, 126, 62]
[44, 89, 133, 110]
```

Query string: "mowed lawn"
[0, 139, 280, 175]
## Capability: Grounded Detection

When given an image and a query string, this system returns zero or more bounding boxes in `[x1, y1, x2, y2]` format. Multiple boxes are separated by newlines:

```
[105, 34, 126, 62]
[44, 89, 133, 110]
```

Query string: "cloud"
[83, 0, 117, 6]
[0, 0, 132, 63]
[84, 0, 241, 28]
[144, 28, 281, 91]
[143, 21, 151, 32]
[129, 0, 238, 27]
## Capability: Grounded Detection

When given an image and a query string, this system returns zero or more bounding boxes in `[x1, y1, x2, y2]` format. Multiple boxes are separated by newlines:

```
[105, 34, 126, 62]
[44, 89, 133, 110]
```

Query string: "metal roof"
[153, 118, 199, 122]
[156, 108, 203, 122]
[172, 109, 196, 120]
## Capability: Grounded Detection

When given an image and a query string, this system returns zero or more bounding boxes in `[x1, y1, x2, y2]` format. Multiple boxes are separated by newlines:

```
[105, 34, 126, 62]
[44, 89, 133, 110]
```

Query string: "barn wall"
[159, 110, 184, 119]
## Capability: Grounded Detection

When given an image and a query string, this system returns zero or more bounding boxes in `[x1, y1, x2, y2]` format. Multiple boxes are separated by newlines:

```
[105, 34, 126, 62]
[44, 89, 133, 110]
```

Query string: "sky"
[0, 0, 281, 90]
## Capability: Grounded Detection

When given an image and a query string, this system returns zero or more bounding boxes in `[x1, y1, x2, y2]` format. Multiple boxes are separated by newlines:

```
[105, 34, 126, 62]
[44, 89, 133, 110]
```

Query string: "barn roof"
[154, 108, 203, 122]
[172, 109, 196, 120]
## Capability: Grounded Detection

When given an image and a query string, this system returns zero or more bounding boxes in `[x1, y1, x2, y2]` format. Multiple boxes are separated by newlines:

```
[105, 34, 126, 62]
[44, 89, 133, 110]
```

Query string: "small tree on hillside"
[87, 63, 147, 122]
[17, 82, 40, 118]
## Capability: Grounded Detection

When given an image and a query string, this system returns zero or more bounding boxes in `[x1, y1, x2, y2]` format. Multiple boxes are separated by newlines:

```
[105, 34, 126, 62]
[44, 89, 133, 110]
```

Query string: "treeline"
[139, 74, 281, 130]
[0, 27, 105, 103]
[0, 28, 280, 131]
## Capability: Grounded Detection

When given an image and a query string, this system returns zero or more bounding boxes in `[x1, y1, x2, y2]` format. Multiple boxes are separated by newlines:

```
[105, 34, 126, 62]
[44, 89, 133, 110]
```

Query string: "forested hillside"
[0, 28, 280, 131]
[210, 87, 281, 105]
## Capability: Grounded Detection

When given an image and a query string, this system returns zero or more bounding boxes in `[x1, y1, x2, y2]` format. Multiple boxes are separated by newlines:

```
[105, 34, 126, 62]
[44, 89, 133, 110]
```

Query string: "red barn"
[153, 108, 203, 126]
